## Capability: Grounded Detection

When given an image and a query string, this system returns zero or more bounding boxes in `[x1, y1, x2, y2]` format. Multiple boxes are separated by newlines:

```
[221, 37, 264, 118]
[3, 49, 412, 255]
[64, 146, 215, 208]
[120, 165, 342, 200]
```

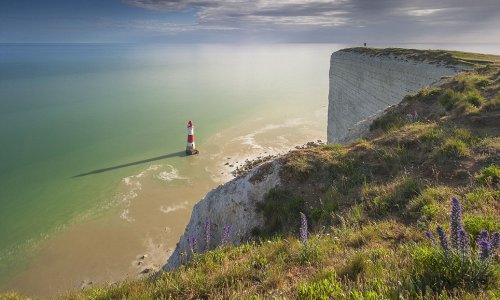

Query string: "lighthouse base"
[185, 148, 199, 155]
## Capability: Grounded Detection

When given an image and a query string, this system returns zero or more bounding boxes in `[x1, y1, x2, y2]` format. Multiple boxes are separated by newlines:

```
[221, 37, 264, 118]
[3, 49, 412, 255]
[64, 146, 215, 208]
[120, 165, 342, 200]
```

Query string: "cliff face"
[163, 161, 282, 271]
[327, 49, 468, 144]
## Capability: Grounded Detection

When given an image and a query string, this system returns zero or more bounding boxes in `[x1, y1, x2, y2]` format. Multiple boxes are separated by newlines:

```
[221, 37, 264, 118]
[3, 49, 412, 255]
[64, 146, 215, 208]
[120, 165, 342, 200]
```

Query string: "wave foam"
[160, 201, 188, 214]
[157, 165, 187, 182]
[233, 118, 305, 150]
[120, 209, 135, 222]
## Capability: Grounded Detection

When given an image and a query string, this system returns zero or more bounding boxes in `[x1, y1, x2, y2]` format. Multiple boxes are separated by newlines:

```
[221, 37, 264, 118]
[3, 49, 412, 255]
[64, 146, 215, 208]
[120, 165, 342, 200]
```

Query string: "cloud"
[127, 20, 238, 33]
[405, 8, 445, 17]
[125, 0, 500, 42]
[127, 0, 352, 30]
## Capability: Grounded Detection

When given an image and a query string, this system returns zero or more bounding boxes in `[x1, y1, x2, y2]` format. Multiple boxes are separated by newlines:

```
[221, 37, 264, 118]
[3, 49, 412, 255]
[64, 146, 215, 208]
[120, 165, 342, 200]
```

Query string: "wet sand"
[3, 105, 326, 297]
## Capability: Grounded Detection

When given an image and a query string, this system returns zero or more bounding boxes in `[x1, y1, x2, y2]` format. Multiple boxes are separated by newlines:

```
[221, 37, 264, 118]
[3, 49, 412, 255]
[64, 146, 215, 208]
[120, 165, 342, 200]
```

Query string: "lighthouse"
[186, 120, 199, 155]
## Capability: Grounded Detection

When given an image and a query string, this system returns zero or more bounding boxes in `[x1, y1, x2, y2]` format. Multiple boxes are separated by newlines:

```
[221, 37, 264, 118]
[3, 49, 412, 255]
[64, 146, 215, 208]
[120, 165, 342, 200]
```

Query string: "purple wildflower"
[479, 229, 489, 241]
[425, 231, 437, 246]
[477, 229, 491, 260]
[221, 225, 232, 245]
[458, 228, 469, 254]
[450, 197, 462, 249]
[299, 212, 308, 244]
[436, 226, 449, 251]
[187, 236, 198, 254]
[478, 239, 491, 260]
[204, 220, 211, 251]
[491, 232, 500, 252]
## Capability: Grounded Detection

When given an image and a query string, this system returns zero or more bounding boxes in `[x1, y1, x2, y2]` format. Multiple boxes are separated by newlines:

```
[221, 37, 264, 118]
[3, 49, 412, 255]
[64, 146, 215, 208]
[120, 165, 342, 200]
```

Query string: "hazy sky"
[1, 0, 500, 43]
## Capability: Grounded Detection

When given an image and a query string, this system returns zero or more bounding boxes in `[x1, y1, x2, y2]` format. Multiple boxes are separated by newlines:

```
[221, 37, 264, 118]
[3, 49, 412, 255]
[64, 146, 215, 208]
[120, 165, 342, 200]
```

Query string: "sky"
[1, 0, 500, 44]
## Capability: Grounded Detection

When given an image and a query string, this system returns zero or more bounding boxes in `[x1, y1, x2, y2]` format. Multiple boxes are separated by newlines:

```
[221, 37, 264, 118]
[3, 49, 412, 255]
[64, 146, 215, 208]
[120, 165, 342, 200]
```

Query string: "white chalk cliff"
[327, 49, 468, 144]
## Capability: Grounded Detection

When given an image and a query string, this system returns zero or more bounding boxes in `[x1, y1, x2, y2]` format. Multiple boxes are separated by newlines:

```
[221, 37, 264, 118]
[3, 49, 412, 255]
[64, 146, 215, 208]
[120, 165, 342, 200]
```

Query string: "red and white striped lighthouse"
[186, 120, 199, 155]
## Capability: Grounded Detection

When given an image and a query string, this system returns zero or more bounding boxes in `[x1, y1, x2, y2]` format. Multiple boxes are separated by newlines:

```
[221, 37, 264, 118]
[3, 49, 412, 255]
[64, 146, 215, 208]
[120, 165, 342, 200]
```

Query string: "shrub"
[476, 165, 500, 185]
[465, 91, 485, 108]
[310, 197, 339, 224]
[365, 177, 423, 215]
[463, 215, 498, 238]
[464, 187, 500, 209]
[370, 112, 407, 132]
[285, 156, 316, 181]
[436, 137, 471, 159]
[417, 197, 499, 292]
[452, 128, 479, 146]
[438, 89, 483, 112]
[411, 245, 495, 292]
[419, 125, 445, 143]
[439, 88, 462, 111]
[420, 204, 440, 220]
[407, 186, 454, 221]
[348, 204, 364, 225]
[416, 87, 441, 101]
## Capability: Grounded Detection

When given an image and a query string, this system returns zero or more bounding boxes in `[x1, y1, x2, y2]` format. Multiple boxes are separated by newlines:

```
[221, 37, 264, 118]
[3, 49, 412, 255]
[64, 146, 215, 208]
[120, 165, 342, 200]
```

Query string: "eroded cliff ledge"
[327, 48, 471, 144]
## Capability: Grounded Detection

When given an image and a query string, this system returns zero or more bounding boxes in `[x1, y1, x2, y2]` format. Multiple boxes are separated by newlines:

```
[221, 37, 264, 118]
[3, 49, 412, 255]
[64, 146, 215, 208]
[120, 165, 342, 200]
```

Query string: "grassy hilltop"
[2, 49, 499, 299]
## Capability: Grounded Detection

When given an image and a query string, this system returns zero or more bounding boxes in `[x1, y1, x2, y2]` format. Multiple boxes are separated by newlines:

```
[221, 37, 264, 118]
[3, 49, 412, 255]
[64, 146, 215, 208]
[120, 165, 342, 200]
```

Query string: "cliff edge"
[159, 48, 500, 292]
[327, 48, 472, 144]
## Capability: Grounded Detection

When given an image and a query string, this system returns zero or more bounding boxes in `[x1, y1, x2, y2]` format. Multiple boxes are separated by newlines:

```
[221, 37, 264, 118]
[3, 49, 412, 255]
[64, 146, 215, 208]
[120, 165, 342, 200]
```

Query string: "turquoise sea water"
[0, 43, 338, 286]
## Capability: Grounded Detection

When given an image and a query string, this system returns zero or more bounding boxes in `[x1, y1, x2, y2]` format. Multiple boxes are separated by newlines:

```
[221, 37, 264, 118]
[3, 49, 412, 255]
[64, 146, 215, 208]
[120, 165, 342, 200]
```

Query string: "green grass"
[255, 188, 305, 236]
[297, 270, 343, 299]
[436, 137, 471, 159]
[370, 111, 407, 132]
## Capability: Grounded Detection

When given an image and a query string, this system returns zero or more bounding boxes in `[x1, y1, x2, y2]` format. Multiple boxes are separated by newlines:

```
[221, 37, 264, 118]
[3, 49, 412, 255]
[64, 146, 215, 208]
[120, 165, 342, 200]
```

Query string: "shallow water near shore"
[1, 42, 499, 297]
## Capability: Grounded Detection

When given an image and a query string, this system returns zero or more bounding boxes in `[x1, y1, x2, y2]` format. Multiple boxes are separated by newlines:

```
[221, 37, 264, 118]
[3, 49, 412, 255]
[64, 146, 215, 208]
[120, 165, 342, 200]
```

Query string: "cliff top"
[341, 47, 500, 67]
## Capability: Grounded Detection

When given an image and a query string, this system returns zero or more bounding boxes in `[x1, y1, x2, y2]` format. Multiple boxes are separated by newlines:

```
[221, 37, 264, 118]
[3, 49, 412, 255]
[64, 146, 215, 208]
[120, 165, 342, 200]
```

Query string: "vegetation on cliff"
[344, 47, 500, 67]
[2, 50, 499, 300]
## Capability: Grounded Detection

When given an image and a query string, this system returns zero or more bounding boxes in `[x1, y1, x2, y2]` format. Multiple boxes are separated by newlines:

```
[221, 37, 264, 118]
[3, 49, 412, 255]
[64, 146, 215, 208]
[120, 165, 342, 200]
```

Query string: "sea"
[0, 43, 498, 296]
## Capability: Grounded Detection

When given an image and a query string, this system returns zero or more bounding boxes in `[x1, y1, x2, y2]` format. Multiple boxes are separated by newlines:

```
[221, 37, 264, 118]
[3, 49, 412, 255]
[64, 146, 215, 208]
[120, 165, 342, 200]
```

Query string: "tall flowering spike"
[221, 225, 232, 245]
[187, 236, 198, 254]
[479, 229, 489, 241]
[450, 196, 463, 249]
[436, 226, 449, 251]
[478, 239, 491, 260]
[204, 220, 211, 251]
[425, 231, 437, 246]
[299, 212, 308, 244]
[458, 228, 469, 254]
[491, 232, 500, 252]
